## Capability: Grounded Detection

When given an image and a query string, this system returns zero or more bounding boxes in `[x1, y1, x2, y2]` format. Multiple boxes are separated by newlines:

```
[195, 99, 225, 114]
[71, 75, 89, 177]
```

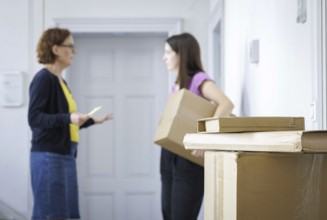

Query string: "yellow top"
[60, 82, 79, 142]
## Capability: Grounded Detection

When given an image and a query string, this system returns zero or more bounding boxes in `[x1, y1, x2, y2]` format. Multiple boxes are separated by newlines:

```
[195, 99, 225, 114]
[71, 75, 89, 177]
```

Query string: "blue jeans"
[30, 143, 80, 220]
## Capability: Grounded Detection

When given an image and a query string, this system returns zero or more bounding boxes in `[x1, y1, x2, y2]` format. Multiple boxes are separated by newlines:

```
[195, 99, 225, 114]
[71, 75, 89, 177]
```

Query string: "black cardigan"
[28, 68, 94, 155]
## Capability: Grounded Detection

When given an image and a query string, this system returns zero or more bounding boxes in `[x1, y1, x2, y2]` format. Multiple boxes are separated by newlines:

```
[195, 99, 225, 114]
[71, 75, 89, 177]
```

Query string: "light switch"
[310, 101, 317, 121]
[250, 39, 259, 63]
[297, 0, 307, 23]
[0, 71, 24, 107]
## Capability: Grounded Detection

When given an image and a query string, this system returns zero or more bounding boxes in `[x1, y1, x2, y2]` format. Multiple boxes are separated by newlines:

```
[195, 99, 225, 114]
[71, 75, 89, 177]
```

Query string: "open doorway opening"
[323, 0, 327, 129]
[212, 21, 223, 89]
[208, 2, 224, 91]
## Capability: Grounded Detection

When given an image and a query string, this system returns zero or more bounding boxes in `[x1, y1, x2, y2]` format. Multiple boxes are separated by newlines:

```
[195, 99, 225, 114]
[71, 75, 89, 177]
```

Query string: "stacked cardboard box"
[197, 116, 304, 133]
[184, 130, 327, 153]
[153, 89, 217, 166]
[183, 116, 327, 220]
[203, 151, 327, 220]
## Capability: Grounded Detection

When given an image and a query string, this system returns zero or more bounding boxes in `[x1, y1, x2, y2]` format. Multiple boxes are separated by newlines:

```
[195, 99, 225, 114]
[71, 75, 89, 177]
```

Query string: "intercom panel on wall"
[0, 71, 24, 107]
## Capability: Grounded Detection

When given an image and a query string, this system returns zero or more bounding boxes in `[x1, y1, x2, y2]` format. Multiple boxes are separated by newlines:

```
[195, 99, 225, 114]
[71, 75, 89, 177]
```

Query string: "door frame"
[50, 18, 182, 220]
[53, 18, 182, 36]
[208, 0, 224, 89]
[28, 16, 182, 217]
[322, 0, 327, 129]
[53, 18, 182, 92]
[315, 0, 326, 129]
[53, 17, 182, 217]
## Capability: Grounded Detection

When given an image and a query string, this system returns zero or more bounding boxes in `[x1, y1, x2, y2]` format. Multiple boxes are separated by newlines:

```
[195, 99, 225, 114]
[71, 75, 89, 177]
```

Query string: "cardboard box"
[205, 151, 327, 220]
[198, 116, 305, 133]
[153, 89, 217, 166]
[184, 130, 327, 153]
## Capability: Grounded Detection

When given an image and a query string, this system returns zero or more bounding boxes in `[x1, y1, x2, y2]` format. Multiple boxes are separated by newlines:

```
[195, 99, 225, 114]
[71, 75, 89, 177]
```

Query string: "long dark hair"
[166, 33, 204, 89]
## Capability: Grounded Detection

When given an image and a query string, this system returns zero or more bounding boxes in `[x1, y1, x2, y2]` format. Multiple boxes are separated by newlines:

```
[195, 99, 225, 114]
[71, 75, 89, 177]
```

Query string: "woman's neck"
[45, 63, 63, 81]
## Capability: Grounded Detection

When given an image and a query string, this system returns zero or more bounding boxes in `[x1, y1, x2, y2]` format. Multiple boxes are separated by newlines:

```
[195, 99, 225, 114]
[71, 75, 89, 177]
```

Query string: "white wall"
[0, 0, 30, 217]
[0, 0, 210, 216]
[211, 0, 319, 129]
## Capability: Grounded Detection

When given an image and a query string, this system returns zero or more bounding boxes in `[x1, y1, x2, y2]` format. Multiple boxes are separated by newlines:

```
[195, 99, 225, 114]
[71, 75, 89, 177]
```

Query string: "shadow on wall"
[0, 199, 27, 220]
[240, 50, 251, 117]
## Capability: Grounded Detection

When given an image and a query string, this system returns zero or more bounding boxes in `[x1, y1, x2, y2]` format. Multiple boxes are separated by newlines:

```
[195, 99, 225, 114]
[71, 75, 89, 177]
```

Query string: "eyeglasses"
[59, 44, 75, 49]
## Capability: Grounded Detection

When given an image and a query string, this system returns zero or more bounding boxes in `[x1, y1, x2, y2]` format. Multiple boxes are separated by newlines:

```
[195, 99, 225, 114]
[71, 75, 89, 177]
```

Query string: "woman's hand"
[91, 113, 113, 124]
[70, 112, 89, 126]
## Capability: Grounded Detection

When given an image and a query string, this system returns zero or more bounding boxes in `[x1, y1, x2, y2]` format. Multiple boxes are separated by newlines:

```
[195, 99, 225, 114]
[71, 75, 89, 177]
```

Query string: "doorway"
[208, 1, 224, 90]
[212, 21, 223, 89]
[68, 33, 168, 220]
[323, 0, 327, 129]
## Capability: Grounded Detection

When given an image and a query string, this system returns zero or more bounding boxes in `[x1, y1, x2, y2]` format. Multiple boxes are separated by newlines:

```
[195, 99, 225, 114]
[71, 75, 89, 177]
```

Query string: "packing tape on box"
[295, 154, 324, 220]
[214, 152, 238, 220]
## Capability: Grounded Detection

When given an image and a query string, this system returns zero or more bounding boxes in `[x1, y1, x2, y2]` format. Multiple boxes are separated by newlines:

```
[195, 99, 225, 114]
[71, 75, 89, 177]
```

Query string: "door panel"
[68, 34, 168, 220]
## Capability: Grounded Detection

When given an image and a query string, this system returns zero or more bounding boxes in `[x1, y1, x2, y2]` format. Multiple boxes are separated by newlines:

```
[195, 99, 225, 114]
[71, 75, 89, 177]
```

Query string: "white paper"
[87, 106, 102, 116]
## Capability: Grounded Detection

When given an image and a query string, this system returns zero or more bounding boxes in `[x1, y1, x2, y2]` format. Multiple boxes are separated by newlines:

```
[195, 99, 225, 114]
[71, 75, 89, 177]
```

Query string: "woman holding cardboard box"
[161, 33, 234, 220]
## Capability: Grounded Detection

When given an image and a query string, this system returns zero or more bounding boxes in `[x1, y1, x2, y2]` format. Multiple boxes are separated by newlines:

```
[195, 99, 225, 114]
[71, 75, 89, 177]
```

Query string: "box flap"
[301, 130, 327, 152]
[198, 116, 305, 133]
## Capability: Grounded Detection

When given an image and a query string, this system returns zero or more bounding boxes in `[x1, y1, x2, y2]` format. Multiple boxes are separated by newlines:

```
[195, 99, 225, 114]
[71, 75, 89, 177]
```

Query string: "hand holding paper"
[92, 113, 113, 124]
[86, 106, 113, 124]
[87, 106, 102, 116]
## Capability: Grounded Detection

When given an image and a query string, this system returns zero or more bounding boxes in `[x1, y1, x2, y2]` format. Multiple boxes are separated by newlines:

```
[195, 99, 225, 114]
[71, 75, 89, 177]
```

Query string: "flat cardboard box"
[205, 151, 327, 220]
[198, 116, 305, 133]
[184, 130, 327, 153]
[153, 89, 217, 166]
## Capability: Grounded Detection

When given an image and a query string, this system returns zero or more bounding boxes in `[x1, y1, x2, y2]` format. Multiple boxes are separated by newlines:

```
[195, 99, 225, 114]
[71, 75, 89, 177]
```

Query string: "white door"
[67, 33, 168, 220]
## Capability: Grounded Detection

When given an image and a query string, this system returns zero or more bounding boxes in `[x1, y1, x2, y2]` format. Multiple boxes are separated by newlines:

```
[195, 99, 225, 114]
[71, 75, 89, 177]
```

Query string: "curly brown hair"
[36, 28, 71, 64]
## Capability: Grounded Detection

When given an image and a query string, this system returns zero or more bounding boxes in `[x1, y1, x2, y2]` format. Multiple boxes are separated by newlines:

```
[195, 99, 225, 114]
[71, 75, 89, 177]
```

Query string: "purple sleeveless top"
[172, 72, 213, 97]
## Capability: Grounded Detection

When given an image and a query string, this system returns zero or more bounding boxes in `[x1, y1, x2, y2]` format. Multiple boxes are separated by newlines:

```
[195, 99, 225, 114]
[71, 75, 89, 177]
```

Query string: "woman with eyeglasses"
[28, 27, 113, 220]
